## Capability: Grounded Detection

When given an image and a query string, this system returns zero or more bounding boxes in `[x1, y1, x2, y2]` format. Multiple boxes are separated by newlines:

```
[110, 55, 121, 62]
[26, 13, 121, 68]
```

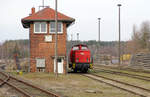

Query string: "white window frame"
[49, 22, 63, 34]
[36, 58, 45, 68]
[34, 22, 47, 34]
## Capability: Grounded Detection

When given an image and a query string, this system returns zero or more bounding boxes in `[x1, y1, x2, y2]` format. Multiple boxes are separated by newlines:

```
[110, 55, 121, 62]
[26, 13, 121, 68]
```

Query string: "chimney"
[31, 7, 35, 15]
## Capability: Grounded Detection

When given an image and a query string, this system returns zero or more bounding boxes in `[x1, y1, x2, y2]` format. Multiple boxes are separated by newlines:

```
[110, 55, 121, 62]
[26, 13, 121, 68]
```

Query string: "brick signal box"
[21, 7, 75, 73]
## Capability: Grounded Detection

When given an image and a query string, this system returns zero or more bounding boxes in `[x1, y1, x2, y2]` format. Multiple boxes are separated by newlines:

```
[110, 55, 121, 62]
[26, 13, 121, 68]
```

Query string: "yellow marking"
[90, 63, 93, 69]
[73, 63, 76, 69]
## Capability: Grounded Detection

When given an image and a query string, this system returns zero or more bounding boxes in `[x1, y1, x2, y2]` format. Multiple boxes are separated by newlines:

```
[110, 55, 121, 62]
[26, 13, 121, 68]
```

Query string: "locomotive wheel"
[81, 67, 88, 73]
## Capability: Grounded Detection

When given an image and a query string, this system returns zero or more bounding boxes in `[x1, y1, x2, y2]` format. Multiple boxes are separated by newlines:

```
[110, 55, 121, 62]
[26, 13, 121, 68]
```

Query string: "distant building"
[21, 7, 75, 73]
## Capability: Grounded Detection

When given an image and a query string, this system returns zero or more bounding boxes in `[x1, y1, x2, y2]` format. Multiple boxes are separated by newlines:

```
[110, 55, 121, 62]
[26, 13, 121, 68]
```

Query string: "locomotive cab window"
[81, 46, 88, 50]
[72, 46, 79, 50]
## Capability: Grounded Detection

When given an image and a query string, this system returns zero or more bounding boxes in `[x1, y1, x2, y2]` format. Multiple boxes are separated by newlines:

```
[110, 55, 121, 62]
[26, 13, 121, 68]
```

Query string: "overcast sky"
[0, 0, 150, 42]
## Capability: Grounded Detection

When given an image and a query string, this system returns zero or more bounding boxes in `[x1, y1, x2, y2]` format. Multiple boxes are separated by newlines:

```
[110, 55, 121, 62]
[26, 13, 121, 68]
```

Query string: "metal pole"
[71, 34, 73, 47]
[98, 18, 101, 64]
[71, 34, 73, 41]
[117, 4, 121, 66]
[55, 0, 58, 77]
[77, 33, 79, 43]
[29, 30, 31, 72]
[42, 0, 44, 8]
[98, 18, 101, 42]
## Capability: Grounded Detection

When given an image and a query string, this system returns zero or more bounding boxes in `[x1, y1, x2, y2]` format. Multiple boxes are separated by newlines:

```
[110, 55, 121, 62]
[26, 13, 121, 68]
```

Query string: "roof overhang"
[22, 19, 75, 28]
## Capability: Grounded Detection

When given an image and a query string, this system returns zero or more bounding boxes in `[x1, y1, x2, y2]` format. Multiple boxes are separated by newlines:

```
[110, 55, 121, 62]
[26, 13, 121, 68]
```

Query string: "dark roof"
[72, 44, 88, 47]
[21, 7, 75, 28]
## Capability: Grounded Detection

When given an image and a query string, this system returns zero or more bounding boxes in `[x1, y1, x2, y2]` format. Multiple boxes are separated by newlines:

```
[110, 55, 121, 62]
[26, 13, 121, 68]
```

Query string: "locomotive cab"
[69, 44, 93, 73]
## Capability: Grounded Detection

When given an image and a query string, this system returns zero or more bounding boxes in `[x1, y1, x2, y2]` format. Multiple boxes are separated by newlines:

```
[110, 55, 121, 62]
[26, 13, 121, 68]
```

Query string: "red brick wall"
[29, 22, 67, 73]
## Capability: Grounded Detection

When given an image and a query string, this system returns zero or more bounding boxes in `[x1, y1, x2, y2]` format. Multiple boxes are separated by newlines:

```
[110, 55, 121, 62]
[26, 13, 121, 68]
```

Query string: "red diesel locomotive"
[69, 44, 93, 72]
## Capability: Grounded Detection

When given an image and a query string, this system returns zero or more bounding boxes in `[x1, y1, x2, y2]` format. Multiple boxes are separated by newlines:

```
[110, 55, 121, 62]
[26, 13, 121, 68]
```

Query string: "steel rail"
[91, 73, 150, 92]
[97, 67, 150, 79]
[94, 65, 150, 74]
[100, 68, 150, 79]
[0, 71, 61, 97]
[83, 73, 150, 97]
[0, 71, 32, 97]
[94, 69, 150, 82]
[0, 75, 9, 86]
[0, 78, 32, 97]
[83, 74, 146, 97]
[0, 71, 9, 86]
[10, 76, 60, 97]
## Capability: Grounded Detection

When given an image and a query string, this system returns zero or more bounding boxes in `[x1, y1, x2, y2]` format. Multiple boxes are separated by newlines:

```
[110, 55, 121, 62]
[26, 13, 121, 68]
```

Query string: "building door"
[54, 58, 64, 74]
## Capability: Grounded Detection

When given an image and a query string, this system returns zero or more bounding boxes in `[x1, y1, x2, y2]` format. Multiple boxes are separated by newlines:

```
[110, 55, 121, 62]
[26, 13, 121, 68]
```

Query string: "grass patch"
[95, 71, 150, 90]
[12, 72, 140, 97]
[95, 65, 150, 78]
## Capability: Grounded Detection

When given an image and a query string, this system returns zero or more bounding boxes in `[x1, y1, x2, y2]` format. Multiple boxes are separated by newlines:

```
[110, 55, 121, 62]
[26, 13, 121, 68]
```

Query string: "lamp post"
[98, 18, 101, 64]
[55, 0, 58, 77]
[71, 34, 73, 41]
[98, 18, 101, 42]
[117, 4, 122, 66]
[77, 33, 79, 43]
[42, 0, 44, 8]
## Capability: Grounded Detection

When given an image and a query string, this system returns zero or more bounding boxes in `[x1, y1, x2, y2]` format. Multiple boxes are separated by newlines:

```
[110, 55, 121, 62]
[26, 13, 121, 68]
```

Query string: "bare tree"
[129, 21, 150, 54]
[140, 21, 150, 49]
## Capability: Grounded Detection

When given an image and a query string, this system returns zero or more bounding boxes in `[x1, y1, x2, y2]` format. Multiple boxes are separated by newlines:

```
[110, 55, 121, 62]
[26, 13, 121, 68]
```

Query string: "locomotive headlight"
[80, 52, 84, 55]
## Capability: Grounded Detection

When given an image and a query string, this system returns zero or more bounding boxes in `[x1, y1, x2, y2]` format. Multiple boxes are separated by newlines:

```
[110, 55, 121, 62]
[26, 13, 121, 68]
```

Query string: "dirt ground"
[9, 72, 140, 97]
[0, 84, 24, 97]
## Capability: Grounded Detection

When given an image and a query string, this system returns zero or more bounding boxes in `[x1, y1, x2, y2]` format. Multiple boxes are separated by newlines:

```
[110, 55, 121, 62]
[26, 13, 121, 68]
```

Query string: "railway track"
[0, 71, 61, 97]
[94, 68, 150, 82]
[95, 65, 150, 74]
[83, 73, 150, 97]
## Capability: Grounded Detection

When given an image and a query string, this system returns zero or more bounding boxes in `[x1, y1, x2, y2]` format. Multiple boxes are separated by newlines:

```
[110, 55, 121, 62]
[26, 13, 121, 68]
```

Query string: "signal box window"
[34, 22, 47, 33]
[81, 46, 88, 50]
[73, 47, 79, 50]
[50, 22, 63, 33]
